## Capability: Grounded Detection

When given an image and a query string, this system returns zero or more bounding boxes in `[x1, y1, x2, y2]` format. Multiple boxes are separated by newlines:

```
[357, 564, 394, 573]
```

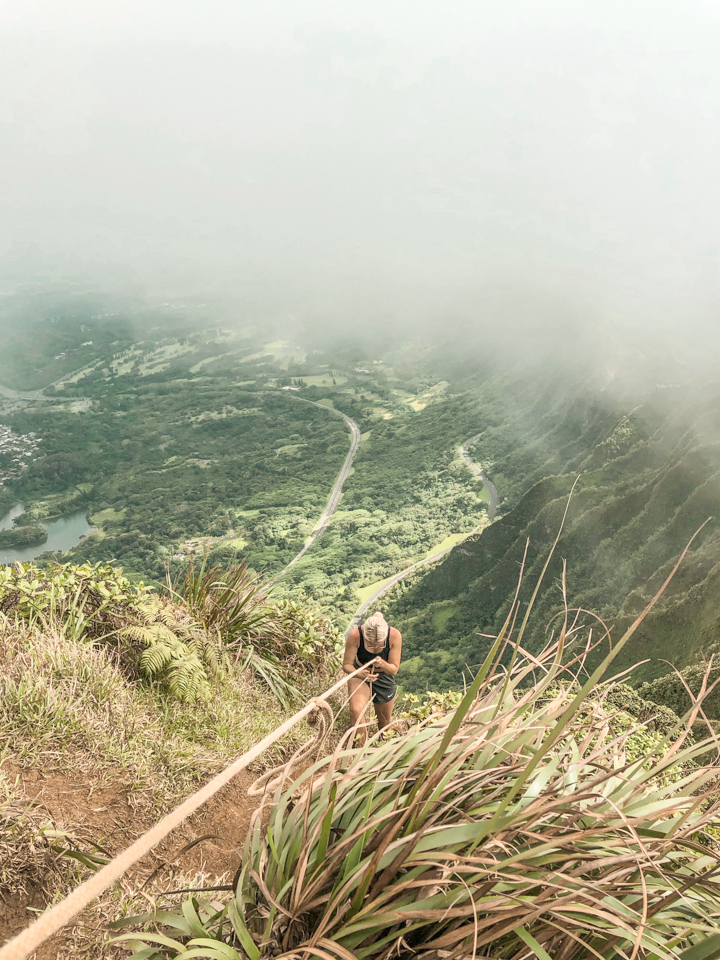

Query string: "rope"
[0, 662, 375, 960]
[247, 696, 334, 799]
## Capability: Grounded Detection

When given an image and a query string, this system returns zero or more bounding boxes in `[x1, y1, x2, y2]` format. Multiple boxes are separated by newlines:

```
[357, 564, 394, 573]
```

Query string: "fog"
[2, 1, 720, 352]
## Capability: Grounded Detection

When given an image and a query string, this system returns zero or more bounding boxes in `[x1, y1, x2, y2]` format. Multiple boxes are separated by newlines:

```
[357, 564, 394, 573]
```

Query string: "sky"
[2, 0, 720, 345]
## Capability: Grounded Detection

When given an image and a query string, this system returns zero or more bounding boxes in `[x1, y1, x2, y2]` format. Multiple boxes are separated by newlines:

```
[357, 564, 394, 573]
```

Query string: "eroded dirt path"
[0, 763, 261, 957]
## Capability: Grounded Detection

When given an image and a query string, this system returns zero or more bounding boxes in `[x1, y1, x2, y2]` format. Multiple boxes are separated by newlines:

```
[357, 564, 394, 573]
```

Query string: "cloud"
[1, 0, 719, 351]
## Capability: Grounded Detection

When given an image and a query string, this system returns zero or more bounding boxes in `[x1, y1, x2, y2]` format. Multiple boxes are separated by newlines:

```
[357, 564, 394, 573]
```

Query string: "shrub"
[0, 561, 341, 705]
[167, 561, 341, 705]
[114, 528, 720, 959]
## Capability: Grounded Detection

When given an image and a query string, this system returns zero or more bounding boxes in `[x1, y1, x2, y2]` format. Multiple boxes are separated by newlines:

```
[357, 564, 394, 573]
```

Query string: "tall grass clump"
[0, 559, 341, 705]
[167, 559, 342, 705]
[0, 615, 322, 804]
[115, 526, 720, 959]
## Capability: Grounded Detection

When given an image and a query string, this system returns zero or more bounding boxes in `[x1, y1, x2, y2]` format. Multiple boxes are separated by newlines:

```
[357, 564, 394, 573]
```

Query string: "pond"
[0, 503, 93, 564]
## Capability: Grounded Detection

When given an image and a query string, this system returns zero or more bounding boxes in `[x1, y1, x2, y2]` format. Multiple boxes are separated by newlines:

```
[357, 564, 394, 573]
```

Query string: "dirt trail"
[0, 762, 261, 956]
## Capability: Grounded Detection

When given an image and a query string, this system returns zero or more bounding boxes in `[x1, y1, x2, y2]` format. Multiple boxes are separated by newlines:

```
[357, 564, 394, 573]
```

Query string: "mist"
[2, 0, 720, 357]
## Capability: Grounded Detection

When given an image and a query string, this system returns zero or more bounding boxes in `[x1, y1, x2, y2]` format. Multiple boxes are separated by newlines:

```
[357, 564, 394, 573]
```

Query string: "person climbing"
[343, 610, 402, 745]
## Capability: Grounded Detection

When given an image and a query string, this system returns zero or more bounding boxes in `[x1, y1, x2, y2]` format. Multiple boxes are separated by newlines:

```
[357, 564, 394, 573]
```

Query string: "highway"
[347, 543, 464, 633]
[345, 432, 498, 633]
[278, 399, 361, 575]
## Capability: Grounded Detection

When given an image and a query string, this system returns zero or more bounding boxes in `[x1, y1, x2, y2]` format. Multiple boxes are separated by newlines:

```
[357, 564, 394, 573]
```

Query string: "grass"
[430, 600, 458, 632]
[0, 619, 302, 811]
[298, 376, 347, 387]
[0, 559, 343, 797]
[353, 532, 478, 610]
[91, 508, 124, 525]
[114, 516, 720, 959]
[0, 556, 346, 956]
[421, 531, 466, 557]
[354, 574, 397, 606]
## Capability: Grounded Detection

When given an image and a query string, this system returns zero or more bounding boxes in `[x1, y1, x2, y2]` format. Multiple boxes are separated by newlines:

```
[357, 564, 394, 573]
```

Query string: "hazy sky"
[2, 1, 720, 337]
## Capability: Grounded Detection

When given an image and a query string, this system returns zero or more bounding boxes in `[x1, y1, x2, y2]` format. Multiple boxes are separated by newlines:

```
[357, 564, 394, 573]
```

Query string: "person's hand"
[356, 657, 380, 680]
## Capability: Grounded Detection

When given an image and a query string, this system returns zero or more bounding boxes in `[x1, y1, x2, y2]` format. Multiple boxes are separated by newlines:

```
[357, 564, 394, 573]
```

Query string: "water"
[0, 503, 92, 564]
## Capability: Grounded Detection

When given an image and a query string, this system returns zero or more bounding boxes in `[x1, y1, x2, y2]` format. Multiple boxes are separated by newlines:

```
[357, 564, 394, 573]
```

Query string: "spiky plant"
[0, 562, 225, 701]
[114, 529, 720, 959]
[168, 560, 302, 706]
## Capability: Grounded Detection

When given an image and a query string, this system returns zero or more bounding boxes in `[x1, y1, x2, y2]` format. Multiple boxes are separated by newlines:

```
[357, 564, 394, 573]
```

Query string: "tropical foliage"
[114, 537, 720, 959]
[0, 561, 341, 704]
[168, 561, 342, 705]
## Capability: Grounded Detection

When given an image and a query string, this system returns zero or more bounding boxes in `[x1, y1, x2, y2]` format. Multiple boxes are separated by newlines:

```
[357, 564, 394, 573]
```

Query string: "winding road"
[345, 433, 499, 632]
[278, 399, 361, 575]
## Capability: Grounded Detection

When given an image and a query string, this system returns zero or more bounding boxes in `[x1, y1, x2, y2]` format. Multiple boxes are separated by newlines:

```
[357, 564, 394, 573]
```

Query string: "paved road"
[0, 383, 43, 401]
[345, 432, 498, 633]
[347, 544, 463, 634]
[278, 399, 361, 575]
[460, 432, 499, 519]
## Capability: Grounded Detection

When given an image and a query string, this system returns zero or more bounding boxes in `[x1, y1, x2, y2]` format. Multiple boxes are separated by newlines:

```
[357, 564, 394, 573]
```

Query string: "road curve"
[460, 432, 499, 519]
[347, 544, 461, 634]
[278, 399, 361, 575]
[345, 432, 498, 633]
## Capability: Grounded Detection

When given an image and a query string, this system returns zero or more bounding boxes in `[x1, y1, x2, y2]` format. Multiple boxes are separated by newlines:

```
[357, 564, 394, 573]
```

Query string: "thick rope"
[0, 662, 375, 960]
[247, 696, 335, 799]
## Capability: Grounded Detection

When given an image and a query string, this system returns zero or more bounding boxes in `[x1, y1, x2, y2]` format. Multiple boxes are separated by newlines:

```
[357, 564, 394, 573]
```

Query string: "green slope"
[387, 371, 720, 698]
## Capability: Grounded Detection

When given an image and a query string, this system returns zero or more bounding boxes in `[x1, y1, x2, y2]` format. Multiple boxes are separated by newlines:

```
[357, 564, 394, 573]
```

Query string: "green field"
[4, 285, 720, 710]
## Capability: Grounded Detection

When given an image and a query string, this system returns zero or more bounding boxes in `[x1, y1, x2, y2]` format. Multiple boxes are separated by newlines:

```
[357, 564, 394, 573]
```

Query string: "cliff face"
[388, 370, 720, 697]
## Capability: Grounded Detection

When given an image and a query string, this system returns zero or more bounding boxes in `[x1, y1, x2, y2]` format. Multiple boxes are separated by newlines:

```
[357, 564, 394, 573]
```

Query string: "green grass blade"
[514, 926, 554, 960]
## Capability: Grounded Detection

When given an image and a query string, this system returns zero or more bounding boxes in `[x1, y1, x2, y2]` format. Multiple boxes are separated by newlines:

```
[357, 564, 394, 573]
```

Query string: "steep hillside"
[0, 561, 341, 956]
[388, 367, 720, 695]
[112, 607, 720, 960]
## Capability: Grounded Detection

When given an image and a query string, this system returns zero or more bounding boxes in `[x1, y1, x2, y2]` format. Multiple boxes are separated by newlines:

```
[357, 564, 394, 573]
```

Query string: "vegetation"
[387, 369, 720, 695]
[0, 303, 491, 623]
[0, 561, 341, 705]
[0, 557, 343, 953]
[7, 291, 720, 957]
[1, 381, 351, 581]
[0, 611, 310, 820]
[114, 540, 720, 960]
[280, 395, 488, 616]
[0, 524, 46, 547]
[168, 559, 342, 705]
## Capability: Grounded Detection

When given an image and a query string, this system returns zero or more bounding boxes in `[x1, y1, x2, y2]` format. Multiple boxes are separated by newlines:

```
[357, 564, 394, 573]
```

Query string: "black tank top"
[356, 624, 392, 665]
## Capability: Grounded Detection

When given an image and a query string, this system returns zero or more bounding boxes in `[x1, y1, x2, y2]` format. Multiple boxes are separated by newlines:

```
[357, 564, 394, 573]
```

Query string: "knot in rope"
[307, 695, 333, 727]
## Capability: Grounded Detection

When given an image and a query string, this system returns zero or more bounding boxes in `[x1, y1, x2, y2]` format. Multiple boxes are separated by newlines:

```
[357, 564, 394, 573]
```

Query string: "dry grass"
[0, 614, 320, 953]
[0, 773, 58, 899]
[0, 618, 311, 804]
[114, 526, 720, 959]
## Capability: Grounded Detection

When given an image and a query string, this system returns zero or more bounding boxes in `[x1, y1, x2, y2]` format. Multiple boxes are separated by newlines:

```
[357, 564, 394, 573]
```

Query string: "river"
[0, 504, 92, 564]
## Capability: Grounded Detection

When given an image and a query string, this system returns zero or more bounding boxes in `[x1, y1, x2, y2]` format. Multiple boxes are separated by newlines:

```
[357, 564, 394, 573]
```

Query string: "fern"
[136, 629, 210, 701]
[165, 651, 209, 701]
[0, 561, 336, 705]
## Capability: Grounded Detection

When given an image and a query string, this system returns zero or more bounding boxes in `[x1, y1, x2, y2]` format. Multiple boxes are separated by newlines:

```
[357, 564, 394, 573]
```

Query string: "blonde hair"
[363, 611, 389, 644]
